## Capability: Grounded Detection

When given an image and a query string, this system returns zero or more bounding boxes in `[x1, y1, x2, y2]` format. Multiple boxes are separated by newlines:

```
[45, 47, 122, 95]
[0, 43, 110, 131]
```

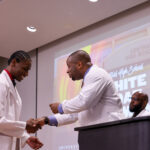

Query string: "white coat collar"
[1, 70, 18, 100]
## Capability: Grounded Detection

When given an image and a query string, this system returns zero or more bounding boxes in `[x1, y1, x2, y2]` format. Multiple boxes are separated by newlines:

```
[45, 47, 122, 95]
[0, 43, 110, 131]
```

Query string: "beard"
[129, 104, 142, 112]
[72, 77, 76, 81]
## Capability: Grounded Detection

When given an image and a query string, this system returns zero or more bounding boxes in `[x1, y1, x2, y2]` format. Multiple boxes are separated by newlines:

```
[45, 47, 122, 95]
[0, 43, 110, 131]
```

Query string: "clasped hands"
[26, 102, 61, 133]
[26, 118, 45, 134]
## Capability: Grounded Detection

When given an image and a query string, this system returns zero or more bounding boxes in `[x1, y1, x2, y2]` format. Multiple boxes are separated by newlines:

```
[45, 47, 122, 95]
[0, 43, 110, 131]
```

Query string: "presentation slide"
[53, 23, 150, 150]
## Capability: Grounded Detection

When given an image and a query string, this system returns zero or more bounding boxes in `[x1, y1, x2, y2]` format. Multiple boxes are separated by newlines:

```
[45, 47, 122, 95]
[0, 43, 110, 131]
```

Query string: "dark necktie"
[81, 80, 84, 88]
[12, 79, 16, 87]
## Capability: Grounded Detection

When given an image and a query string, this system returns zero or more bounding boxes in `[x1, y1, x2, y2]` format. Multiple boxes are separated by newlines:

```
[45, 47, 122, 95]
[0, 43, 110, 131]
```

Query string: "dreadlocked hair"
[8, 50, 31, 65]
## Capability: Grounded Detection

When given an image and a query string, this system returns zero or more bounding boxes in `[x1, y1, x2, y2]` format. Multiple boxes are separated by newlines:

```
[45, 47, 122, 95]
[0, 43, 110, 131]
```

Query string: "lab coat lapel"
[3, 71, 18, 99]
[2, 71, 22, 120]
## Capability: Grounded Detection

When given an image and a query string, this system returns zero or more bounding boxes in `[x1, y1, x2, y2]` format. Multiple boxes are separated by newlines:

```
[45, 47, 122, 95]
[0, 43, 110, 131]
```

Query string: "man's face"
[66, 57, 83, 81]
[129, 93, 143, 112]
[12, 60, 31, 82]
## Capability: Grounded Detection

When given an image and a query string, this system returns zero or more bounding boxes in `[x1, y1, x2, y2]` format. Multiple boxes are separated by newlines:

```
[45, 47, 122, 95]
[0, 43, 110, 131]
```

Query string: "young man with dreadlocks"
[0, 50, 43, 150]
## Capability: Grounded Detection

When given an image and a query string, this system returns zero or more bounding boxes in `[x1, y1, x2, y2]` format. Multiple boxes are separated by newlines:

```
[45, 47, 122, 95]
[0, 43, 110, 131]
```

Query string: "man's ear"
[142, 100, 147, 109]
[10, 59, 17, 67]
[77, 61, 83, 69]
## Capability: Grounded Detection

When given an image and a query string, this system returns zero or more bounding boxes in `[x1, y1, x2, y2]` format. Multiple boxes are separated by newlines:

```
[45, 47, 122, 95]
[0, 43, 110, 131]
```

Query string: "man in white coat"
[0, 51, 43, 150]
[37, 50, 123, 127]
[129, 91, 150, 117]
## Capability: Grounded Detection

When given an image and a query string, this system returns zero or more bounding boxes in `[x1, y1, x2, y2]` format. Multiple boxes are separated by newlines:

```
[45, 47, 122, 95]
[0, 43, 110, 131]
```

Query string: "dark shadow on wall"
[0, 57, 8, 73]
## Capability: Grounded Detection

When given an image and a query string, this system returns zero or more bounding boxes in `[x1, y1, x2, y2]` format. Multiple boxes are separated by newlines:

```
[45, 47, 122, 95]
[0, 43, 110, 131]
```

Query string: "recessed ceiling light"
[89, 0, 98, 2]
[27, 26, 37, 32]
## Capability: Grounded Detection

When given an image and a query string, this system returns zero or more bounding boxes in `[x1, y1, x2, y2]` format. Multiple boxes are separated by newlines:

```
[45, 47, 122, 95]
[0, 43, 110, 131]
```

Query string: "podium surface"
[75, 116, 150, 150]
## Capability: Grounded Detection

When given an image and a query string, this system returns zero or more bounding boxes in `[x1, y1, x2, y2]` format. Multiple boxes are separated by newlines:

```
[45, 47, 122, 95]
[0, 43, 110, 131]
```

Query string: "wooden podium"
[75, 116, 150, 150]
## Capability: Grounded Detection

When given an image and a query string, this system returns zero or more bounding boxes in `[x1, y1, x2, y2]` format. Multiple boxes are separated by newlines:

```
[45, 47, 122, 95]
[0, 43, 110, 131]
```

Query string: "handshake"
[25, 102, 61, 134]
[24, 102, 61, 149]
[26, 117, 49, 134]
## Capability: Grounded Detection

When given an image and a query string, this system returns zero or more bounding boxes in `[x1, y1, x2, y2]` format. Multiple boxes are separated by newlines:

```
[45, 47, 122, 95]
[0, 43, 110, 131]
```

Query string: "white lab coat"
[0, 70, 30, 150]
[136, 109, 150, 117]
[107, 109, 150, 121]
[55, 65, 123, 126]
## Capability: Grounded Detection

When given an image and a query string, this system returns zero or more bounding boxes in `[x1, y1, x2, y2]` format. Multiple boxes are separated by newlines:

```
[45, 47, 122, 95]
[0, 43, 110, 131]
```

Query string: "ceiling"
[0, 0, 148, 58]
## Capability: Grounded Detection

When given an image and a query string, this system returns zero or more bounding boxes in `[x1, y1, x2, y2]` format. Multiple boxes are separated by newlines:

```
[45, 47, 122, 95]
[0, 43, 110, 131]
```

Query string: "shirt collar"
[4, 69, 16, 87]
[81, 65, 92, 88]
[83, 65, 93, 80]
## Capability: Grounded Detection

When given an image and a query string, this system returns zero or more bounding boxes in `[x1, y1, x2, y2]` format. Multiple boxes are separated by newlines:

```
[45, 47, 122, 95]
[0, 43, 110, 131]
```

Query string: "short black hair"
[133, 91, 148, 102]
[69, 50, 91, 64]
[8, 50, 31, 65]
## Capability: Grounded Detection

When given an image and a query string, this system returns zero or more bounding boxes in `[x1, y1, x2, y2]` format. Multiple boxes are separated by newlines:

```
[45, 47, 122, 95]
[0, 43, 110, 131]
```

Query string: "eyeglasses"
[129, 97, 140, 101]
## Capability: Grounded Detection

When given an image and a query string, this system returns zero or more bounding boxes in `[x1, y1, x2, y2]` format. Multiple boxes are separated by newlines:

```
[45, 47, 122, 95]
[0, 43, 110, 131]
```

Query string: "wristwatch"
[44, 117, 49, 125]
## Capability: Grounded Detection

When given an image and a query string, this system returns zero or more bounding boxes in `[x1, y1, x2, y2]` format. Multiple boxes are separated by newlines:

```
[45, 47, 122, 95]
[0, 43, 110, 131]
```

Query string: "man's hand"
[26, 136, 43, 149]
[49, 102, 60, 114]
[26, 118, 41, 133]
[35, 117, 49, 126]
